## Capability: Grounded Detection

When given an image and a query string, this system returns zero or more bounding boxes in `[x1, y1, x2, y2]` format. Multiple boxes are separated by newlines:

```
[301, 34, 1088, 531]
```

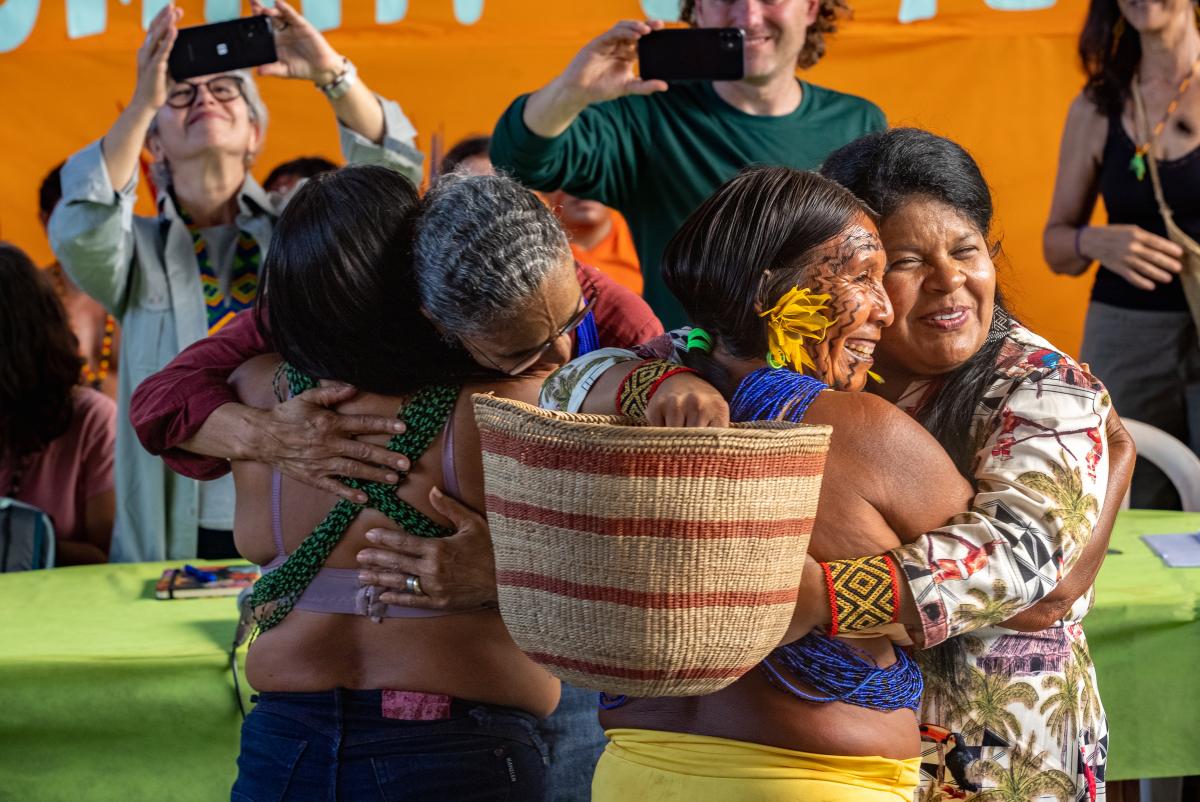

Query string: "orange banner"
[0, 0, 1098, 354]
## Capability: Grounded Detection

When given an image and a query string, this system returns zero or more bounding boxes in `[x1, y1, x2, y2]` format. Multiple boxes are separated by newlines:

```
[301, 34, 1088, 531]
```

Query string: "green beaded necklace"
[249, 364, 460, 634]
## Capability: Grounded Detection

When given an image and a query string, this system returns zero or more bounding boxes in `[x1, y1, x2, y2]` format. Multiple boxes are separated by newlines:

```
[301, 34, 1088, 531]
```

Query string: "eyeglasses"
[468, 282, 599, 377]
[165, 75, 245, 109]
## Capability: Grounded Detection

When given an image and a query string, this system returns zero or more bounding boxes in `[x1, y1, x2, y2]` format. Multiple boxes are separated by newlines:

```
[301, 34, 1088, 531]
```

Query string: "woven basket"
[473, 394, 831, 698]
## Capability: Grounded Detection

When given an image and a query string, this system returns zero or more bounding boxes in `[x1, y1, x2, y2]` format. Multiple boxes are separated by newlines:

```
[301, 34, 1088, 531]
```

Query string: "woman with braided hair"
[226, 165, 606, 800]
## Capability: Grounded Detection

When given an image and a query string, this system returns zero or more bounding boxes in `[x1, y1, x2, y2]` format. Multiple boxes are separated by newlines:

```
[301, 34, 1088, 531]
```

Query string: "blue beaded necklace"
[729, 367, 828, 424]
[731, 366, 923, 713]
[762, 632, 924, 711]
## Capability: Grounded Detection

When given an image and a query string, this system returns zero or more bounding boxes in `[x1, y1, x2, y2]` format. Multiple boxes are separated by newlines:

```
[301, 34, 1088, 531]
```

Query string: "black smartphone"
[168, 16, 277, 81]
[637, 28, 744, 82]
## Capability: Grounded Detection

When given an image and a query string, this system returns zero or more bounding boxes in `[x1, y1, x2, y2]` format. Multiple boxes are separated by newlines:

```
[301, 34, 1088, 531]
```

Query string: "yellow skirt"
[592, 728, 921, 802]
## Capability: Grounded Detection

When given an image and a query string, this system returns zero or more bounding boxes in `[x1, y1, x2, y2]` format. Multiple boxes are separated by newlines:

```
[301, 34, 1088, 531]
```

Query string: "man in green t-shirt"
[492, 1, 887, 329]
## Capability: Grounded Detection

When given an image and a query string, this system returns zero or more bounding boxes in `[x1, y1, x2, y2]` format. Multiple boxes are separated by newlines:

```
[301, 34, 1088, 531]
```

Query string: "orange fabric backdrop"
[0, 0, 1101, 354]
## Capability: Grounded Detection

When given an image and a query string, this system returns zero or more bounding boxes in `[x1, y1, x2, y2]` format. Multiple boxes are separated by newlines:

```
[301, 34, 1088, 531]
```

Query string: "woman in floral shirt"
[542, 129, 1132, 801]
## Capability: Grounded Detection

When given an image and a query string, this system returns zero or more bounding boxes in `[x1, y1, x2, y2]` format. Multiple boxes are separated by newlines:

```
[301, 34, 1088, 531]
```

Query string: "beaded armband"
[820, 555, 901, 638]
[616, 359, 697, 420]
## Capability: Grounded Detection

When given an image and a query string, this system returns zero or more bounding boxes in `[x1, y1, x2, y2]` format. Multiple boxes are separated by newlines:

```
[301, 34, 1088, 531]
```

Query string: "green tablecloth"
[0, 512, 1197, 799]
[0, 561, 246, 802]
[1086, 509, 1200, 781]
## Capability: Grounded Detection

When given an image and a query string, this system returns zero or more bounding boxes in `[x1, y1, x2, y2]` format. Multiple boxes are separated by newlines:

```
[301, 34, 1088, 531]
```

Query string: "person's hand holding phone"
[525, 20, 670, 138]
[133, 4, 183, 114]
[249, 0, 344, 85]
[559, 20, 671, 106]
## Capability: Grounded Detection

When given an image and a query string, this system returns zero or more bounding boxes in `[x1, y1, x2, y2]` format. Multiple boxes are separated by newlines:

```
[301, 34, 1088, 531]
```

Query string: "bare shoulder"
[809, 390, 958, 482]
[1063, 91, 1108, 158]
[808, 390, 923, 445]
[229, 354, 284, 410]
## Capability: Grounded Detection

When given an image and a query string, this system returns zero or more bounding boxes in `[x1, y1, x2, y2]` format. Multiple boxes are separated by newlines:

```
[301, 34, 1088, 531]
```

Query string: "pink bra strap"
[271, 469, 285, 558]
[440, 401, 463, 502]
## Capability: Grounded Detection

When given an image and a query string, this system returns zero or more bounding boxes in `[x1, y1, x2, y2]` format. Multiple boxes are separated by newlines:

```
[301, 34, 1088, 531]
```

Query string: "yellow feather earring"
[759, 286, 833, 373]
[759, 286, 884, 383]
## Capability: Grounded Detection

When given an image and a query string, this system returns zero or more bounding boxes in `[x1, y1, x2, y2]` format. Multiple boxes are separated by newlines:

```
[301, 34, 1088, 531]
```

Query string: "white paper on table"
[1141, 532, 1200, 567]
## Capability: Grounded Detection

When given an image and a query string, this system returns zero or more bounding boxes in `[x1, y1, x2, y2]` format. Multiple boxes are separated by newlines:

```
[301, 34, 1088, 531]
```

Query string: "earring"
[1111, 16, 1126, 57]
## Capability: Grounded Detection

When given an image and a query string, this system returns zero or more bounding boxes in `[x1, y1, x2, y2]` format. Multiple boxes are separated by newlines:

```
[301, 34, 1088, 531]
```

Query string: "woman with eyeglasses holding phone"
[48, 0, 423, 564]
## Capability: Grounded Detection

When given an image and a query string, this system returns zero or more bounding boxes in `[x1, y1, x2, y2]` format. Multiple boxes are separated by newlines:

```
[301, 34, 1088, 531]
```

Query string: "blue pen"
[183, 564, 218, 583]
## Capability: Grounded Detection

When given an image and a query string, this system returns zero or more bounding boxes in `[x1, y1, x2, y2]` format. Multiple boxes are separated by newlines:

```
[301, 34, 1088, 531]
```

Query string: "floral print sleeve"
[889, 325, 1111, 648]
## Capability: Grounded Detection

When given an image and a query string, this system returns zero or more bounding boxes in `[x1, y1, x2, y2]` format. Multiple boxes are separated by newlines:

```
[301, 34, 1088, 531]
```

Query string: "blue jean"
[538, 683, 607, 802]
[231, 689, 548, 802]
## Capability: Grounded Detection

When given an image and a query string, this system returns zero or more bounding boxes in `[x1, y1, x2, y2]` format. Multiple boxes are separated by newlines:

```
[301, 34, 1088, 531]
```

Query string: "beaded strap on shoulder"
[729, 367, 828, 424]
[250, 365, 459, 633]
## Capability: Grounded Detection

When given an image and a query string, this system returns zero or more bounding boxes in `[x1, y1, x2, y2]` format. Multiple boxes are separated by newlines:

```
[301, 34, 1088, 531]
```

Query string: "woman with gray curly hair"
[49, 1, 423, 563]
[226, 164, 588, 800]
[491, 0, 885, 330]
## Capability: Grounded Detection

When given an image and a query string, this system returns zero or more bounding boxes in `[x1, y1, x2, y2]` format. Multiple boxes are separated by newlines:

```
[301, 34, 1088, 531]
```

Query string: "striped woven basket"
[473, 394, 831, 698]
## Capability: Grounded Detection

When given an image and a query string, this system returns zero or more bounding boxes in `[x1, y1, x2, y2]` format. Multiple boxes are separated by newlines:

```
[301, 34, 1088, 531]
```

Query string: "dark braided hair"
[662, 166, 871, 398]
[679, 0, 850, 69]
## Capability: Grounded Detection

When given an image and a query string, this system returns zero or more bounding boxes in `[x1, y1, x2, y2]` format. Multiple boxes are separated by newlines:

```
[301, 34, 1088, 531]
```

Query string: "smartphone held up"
[637, 28, 745, 82]
[168, 16, 278, 81]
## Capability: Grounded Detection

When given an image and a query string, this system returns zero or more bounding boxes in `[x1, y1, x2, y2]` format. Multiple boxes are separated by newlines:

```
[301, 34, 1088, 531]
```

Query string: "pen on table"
[183, 564, 218, 583]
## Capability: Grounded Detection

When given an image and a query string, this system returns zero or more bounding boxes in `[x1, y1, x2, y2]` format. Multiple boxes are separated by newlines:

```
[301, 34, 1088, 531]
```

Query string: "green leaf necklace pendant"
[1130, 147, 1148, 182]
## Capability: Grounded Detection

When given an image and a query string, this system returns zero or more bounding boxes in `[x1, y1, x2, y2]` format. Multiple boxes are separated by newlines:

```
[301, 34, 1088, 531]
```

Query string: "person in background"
[439, 134, 494, 176]
[547, 189, 643, 295]
[49, 0, 423, 562]
[0, 243, 115, 565]
[39, 163, 120, 401]
[1044, 0, 1200, 508]
[262, 154, 338, 201]
[491, 0, 887, 328]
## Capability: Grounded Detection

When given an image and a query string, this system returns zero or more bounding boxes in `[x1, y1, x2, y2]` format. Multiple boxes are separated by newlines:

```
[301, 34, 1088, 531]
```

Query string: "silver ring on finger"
[405, 575, 425, 596]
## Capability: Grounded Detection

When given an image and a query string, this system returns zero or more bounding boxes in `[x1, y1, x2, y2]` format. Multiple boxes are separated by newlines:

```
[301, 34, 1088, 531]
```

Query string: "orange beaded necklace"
[1130, 55, 1200, 181]
[50, 265, 114, 390]
[81, 315, 115, 388]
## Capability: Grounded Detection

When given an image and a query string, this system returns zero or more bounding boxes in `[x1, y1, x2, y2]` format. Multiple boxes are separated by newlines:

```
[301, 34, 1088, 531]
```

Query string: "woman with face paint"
[540, 167, 981, 800]
[548, 134, 1133, 801]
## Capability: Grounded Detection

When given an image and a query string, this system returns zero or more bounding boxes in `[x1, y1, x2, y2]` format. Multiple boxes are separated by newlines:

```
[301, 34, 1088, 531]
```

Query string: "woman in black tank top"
[1044, 0, 1200, 509]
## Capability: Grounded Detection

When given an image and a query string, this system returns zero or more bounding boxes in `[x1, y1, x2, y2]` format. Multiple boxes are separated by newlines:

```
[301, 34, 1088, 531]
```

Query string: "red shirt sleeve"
[130, 310, 270, 480]
[576, 262, 663, 349]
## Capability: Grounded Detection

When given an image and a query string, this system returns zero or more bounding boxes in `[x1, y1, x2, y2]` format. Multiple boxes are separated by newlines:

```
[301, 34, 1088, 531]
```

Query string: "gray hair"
[147, 69, 269, 190]
[415, 171, 572, 336]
